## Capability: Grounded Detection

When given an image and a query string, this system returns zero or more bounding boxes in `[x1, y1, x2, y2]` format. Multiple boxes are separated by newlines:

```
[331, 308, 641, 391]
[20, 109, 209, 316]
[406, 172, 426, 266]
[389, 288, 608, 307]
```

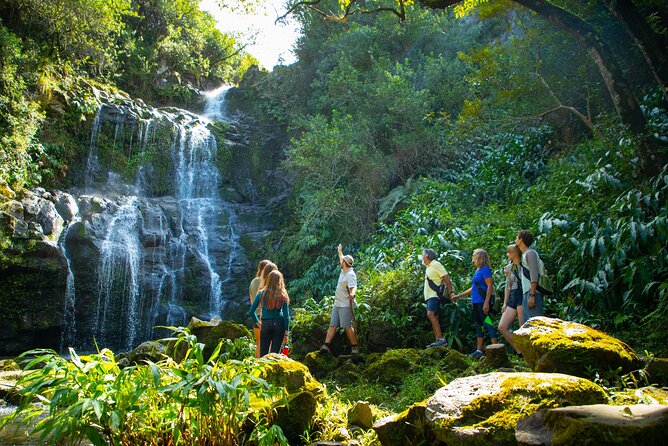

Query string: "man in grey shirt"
[320, 244, 359, 355]
[516, 230, 545, 321]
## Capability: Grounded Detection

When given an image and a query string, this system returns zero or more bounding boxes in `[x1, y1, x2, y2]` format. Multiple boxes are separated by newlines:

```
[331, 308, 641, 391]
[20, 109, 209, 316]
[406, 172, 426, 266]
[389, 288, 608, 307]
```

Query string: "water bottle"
[281, 344, 290, 356]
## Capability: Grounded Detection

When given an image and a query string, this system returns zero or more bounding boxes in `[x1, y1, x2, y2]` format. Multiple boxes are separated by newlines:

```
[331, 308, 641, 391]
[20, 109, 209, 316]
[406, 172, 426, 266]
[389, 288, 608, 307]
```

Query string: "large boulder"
[258, 354, 325, 398]
[274, 391, 318, 443]
[364, 347, 467, 387]
[513, 317, 641, 378]
[516, 404, 668, 445]
[425, 372, 610, 445]
[373, 402, 438, 446]
[168, 317, 251, 362]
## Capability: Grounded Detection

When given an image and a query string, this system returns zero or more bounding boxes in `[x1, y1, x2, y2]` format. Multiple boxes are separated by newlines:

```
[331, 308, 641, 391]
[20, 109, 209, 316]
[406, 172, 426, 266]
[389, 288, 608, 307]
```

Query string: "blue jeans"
[260, 318, 285, 356]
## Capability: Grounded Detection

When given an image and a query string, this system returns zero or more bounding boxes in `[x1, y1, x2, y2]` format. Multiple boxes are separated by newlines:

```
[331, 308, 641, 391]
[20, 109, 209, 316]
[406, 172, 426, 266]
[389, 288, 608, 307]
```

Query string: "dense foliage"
[0, 0, 255, 197]
[228, 1, 668, 354]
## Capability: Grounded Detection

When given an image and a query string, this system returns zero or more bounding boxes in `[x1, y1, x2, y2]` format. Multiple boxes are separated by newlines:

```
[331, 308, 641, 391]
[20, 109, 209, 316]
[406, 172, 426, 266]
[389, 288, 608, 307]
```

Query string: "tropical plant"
[1, 328, 289, 445]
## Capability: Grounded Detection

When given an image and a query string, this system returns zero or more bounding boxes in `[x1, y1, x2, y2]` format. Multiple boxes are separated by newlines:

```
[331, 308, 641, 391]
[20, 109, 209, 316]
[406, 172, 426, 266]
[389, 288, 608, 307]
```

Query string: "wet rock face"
[513, 317, 641, 378]
[425, 372, 610, 445]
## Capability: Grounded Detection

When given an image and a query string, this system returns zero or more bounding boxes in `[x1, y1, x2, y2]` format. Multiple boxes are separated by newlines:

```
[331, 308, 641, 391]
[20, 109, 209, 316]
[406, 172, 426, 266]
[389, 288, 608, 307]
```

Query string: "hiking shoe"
[351, 346, 359, 355]
[319, 344, 331, 354]
[468, 349, 485, 360]
[426, 338, 446, 349]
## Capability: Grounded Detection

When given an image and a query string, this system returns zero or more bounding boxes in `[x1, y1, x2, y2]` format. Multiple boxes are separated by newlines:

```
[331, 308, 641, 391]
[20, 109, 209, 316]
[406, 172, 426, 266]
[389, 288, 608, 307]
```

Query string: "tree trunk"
[603, 0, 668, 103]
[420, 0, 646, 133]
[511, 0, 646, 133]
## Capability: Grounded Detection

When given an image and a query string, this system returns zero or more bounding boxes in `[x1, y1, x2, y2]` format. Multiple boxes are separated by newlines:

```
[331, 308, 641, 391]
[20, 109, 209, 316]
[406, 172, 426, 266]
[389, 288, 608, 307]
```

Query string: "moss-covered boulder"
[644, 357, 668, 387]
[348, 401, 376, 429]
[373, 402, 438, 446]
[514, 317, 641, 378]
[274, 390, 318, 443]
[302, 351, 340, 379]
[610, 386, 668, 406]
[116, 340, 167, 367]
[516, 404, 668, 445]
[364, 347, 467, 386]
[425, 372, 610, 445]
[258, 354, 325, 398]
[168, 317, 251, 362]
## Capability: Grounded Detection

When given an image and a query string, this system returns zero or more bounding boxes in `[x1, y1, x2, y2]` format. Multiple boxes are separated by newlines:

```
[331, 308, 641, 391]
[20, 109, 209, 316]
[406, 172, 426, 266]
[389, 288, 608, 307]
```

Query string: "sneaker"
[319, 344, 330, 354]
[426, 338, 446, 349]
[468, 349, 485, 360]
[351, 346, 359, 355]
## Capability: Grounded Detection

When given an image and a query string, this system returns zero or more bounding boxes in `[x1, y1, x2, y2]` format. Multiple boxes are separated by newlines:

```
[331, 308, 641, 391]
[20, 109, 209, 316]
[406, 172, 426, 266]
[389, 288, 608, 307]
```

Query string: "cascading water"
[60, 89, 250, 353]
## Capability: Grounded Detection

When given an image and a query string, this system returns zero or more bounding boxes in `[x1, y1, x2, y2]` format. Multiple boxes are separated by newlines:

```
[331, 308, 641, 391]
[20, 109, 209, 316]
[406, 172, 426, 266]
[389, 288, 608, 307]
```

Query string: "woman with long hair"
[497, 244, 523, 355]
[453, 248, 498, 359]
[248, 270, 290, 356]
[249, 259, 272, 358]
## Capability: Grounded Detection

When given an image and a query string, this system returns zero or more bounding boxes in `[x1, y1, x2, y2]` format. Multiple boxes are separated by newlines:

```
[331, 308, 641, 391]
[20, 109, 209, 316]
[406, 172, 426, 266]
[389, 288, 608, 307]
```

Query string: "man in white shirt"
[320, 244, 359, 355]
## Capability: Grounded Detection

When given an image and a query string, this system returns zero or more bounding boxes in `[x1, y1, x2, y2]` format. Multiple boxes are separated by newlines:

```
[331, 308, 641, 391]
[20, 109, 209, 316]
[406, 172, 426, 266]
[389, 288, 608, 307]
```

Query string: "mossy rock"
[373, 402, 437, 446]
[610, 386, 668, 406]
[348, 401, 376, 429]
[302, 351, 339, 379]
[274, 390, 318, 443]
[258, 354, 325, 398]
[425, 372, 610, 445]
[514, 317, 641, 378]
[517, 404, 668, 445]
[0, 359, 20, 372]
[364, 349, 420, 385]
[329, 360, 364, 385]
[117, 340, 167, 366]
[644, 357, 668, 387]
[364, 347, 467, 386]
[167, 318, 251, 362]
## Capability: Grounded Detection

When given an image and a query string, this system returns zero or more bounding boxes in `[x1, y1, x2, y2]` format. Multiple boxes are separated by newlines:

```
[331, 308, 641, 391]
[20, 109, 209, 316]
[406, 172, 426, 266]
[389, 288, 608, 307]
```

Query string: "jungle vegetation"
[1, 0, 668, 444]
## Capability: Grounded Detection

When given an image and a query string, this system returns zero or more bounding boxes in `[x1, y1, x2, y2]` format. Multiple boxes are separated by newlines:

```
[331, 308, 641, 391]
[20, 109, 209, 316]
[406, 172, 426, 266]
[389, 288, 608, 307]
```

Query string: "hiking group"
[248, 229, 548, 359]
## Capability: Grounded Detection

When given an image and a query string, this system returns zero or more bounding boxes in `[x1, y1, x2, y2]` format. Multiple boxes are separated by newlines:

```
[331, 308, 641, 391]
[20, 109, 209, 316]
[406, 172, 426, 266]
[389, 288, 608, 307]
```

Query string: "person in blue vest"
[452, 249, 498, 359]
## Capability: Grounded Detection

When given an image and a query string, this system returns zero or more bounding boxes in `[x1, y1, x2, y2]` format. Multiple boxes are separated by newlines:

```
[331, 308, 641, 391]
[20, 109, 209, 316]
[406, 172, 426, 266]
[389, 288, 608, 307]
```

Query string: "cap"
[342, 255, 354, 267]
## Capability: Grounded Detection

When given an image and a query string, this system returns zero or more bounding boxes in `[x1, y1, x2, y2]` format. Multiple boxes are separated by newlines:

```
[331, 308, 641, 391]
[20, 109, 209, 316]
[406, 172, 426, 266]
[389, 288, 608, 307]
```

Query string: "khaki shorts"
[329, 305, 353, 328]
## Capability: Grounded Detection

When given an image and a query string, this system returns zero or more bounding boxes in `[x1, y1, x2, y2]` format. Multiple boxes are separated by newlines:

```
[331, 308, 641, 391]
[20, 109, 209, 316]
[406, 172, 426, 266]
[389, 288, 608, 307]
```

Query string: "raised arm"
[337, 243, 344, 263]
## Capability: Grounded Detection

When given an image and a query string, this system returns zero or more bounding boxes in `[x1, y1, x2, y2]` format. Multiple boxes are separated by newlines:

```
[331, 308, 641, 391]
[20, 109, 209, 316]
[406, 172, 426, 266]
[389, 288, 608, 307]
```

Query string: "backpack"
[427, 277, 452, 304]
[521, 256, 554, 295]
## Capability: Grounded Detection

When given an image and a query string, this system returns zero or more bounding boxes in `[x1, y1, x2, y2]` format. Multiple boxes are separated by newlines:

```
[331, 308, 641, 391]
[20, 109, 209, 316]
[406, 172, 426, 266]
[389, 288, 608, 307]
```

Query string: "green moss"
[430, 372, 610, 445]
[515, 318, 640, 377]
[259, 355, 325, 398]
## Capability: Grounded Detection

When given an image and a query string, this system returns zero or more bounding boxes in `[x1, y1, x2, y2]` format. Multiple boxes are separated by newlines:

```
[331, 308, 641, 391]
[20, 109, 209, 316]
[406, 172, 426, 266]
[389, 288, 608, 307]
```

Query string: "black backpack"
[427, 277, 451, 304]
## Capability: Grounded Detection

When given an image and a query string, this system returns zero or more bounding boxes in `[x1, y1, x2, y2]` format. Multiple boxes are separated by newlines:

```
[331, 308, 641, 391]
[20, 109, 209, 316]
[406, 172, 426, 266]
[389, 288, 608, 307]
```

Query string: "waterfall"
[95, 196, 143, 351]
[60, 87, 251, 353]
[59, 219, 80, 351]
[84, 107, 103, 189]
[202, 85, 232, 121]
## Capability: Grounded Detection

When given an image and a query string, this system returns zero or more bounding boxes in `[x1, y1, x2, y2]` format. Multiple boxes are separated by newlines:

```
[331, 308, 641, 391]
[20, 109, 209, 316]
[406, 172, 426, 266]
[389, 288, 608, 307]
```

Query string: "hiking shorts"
[330, 305, 353, 328]
[507, 288, 522, 310]
[426, 297, 440, 314]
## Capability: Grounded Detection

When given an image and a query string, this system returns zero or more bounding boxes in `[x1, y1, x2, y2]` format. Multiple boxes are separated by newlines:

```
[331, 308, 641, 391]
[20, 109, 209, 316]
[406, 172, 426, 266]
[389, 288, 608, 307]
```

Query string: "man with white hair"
[320, 244, 359, 355]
